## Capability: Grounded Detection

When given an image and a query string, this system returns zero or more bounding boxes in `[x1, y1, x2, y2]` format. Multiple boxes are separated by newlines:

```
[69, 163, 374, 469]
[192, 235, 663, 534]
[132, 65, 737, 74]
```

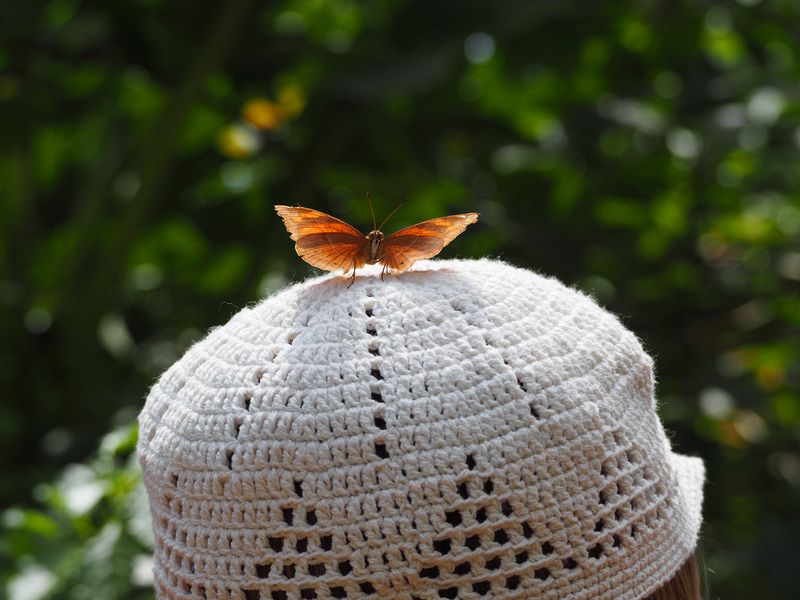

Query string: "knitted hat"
[138, 258, 704, 600]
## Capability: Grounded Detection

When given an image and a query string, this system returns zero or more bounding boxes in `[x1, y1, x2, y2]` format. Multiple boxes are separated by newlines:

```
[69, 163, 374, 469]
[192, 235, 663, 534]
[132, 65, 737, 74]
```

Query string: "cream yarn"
[138, 258, 704, 600]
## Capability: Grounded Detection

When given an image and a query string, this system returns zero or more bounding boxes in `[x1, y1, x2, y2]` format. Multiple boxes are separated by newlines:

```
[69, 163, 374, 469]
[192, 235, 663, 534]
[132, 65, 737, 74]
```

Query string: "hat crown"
[138, 259, 703, 600]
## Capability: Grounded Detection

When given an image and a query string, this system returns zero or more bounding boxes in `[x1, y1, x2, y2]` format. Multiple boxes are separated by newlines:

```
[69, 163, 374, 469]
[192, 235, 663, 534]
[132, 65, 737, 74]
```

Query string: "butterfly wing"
[275, 205, 368, 272]
[381, 212, 479, 272]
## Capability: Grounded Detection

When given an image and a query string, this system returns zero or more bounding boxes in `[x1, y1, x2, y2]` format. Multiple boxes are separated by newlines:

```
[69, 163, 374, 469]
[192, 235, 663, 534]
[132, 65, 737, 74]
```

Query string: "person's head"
[138, 259, 704, 599]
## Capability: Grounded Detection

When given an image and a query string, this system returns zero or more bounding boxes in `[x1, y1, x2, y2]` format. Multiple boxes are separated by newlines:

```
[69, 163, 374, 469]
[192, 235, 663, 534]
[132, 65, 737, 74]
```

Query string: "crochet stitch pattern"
[137, 259, 704, 600]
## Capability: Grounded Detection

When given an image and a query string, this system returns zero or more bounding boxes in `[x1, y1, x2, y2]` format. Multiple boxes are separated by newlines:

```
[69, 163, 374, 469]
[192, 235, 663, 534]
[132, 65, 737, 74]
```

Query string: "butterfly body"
[366, 230, 385, 263]
[275, 205, 478, 285]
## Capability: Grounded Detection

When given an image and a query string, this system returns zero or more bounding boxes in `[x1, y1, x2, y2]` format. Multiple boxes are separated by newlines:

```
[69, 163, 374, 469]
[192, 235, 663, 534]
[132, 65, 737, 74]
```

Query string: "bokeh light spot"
[654, 72, 683, 98]
[274, 11, 307, 36]
[700, 387, 735, 419]
[221, 162, 254, 193]
[746, 87, 784, 125]
[666, 128, 701, 160]
[8, 565, 56, 600]
[24, 308, 52, 334]
[98, 314, 134, 359]
[243, 99, 285, 130]
[464, 32, 495, 65]
[113, 170, 141, 200]
[41, 428, 73, 457]
[218, 124, 261, 158]
[130, 264, 163, 291]
[777, 252, 800, 281]
[277, 83, 306, 117]
[733, 410, 768, 443]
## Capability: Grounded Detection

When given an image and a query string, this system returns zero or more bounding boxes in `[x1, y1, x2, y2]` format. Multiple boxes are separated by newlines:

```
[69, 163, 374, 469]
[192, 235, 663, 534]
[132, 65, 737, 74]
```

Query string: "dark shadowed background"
[1, 0, 799, 598]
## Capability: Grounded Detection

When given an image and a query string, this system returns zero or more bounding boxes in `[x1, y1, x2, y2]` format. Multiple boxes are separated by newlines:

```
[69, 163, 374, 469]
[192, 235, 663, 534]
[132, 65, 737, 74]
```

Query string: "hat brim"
[670, 452, 706, 548]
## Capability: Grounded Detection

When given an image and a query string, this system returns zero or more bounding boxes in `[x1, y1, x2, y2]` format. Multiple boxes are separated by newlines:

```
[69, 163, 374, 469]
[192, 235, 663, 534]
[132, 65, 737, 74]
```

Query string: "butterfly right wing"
[380, 212, 479, 271]
[275, 205, 368, 272]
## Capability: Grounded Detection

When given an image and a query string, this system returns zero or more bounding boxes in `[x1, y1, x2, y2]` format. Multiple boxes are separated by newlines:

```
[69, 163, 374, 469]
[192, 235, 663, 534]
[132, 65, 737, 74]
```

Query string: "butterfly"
[275, 199, 479, 286]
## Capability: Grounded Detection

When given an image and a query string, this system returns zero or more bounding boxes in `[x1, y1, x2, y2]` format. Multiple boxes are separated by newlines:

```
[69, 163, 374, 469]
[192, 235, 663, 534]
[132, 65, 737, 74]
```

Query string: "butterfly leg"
[346, 260, 358, 288]
[380, 262, 389, 281]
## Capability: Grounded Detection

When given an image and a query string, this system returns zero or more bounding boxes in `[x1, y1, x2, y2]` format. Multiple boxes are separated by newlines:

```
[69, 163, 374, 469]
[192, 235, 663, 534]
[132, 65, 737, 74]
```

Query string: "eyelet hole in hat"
[433, 538, 451, 554]
[296, 538, 308, 553]
[438, 587, 458, 598]
[535, 567, 551, 581]
[563, 557, 578, 569]
[359, 582, 376, 594]
[457, 482, 469, 499]
[506, 575, 521, 590]
[271, 591, 286, 600]
[493, 528, 509, 545]
[300, 589, 316, 599]
[243, 590, 260, 600]
[594, 519, 605, 532]
[338, 560, 352, 575]
[485, 556, 501, 570]
[329, 586, 346, 598]
[466, 454, 476, 470]
[453, 561, 471, 575]
[588, 543, 603, 559]
[420, 566, 439, 578]
[445, 510, 462, 526]
[256, 563, 270, 578]
[472, 581, 491, 595]
[521, 521, 534, 539]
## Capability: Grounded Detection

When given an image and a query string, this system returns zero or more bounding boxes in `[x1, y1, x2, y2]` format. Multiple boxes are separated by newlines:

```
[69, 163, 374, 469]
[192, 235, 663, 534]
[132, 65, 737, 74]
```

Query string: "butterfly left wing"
[380, 212, 479, 272]
[275, 205, 368, 272]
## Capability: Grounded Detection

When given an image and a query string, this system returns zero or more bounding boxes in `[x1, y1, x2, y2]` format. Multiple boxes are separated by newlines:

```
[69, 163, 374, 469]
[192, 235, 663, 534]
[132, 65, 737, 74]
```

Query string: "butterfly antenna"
[367, 192, 377, 231]
[378, 200, 406, 231]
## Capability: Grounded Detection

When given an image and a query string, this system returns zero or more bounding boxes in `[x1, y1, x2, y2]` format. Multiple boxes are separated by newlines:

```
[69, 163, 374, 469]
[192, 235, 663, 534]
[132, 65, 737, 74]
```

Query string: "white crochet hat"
[138, 258, 704, 600]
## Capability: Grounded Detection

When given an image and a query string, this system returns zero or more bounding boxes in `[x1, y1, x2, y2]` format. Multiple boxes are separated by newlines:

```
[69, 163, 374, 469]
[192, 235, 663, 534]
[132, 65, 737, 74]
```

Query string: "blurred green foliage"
[1, 0, 799, 598]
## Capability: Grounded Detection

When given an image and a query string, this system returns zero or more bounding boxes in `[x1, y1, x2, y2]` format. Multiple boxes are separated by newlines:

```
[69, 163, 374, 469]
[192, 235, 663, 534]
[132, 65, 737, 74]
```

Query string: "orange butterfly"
[275, 200, 479, 286]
